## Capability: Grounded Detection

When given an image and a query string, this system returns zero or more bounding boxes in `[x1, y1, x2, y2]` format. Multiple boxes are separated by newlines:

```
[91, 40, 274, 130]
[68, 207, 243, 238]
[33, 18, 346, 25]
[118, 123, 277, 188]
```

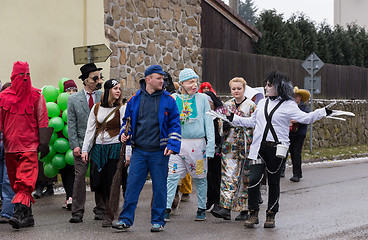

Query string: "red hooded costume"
[0, 61, 48, 206]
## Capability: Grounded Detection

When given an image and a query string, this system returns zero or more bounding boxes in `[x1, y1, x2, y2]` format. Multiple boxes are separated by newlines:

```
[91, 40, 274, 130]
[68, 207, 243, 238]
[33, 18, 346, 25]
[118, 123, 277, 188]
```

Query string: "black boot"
[235, 210, 249, 221]
[211, 207, 231, 220]
[33, 185, 43, 199]
[9, 203, 27, 229]
[21, 205, 35, 227]
[210, 204, 221, 214]
[42, 184, 54, 196]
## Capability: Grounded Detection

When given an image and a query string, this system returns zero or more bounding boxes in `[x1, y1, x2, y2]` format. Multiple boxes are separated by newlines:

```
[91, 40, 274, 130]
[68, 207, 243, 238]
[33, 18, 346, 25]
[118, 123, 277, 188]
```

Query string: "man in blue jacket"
[112, 65, 181, 233]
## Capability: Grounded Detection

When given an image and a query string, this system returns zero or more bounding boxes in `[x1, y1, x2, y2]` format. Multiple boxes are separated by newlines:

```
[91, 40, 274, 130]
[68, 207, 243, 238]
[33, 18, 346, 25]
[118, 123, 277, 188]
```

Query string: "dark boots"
[211, 207, 231, 220]
[235, 210, 249, 221]
[9, 203, 27, 229]
[264, 211, 276, 228]
[42, 184, 54, 196]
[8, 203, 34, 229]
[21, 205, 35, 228]
[244, 209, 259, 228]
[33, 185, 43, 199]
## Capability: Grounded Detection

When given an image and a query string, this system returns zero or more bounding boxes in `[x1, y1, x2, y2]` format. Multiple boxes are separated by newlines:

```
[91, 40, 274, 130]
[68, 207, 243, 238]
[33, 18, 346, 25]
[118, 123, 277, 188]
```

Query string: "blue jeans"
[118, 148, 169, 226]
[0, 141, 15, 218]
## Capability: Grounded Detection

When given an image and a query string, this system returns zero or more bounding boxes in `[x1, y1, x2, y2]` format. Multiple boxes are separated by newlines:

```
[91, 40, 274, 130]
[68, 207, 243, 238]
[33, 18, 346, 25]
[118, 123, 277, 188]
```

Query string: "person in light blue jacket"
[165, 68, 215, 222]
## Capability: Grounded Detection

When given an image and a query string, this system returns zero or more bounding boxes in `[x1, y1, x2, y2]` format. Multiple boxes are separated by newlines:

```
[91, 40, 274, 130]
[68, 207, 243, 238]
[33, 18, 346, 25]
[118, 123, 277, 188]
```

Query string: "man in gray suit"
[67, 63, 103, 223]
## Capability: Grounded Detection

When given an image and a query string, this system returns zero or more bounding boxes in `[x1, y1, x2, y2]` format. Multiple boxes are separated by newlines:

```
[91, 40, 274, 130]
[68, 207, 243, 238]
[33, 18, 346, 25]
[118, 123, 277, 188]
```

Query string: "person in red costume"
[0, 61, 52, 229]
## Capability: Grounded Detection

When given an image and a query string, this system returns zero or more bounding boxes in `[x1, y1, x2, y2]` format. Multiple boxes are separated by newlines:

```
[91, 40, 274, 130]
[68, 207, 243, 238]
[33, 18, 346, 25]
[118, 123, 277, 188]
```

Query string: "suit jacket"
[67, 90, 102, 149]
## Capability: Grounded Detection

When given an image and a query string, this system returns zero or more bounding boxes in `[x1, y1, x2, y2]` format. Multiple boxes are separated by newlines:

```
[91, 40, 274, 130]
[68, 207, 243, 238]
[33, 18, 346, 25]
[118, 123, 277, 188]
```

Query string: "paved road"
[1, 158, 368, 240]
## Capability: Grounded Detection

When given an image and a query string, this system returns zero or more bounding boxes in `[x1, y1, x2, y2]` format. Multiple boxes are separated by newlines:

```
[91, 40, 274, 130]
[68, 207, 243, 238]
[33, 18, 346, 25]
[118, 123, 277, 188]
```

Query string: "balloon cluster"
[40, 78, 76, 178]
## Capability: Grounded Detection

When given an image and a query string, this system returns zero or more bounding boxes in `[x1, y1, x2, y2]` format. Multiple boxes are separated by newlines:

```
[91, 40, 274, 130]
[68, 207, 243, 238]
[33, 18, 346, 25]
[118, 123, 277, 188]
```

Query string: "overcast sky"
[225, 0, 334, 26]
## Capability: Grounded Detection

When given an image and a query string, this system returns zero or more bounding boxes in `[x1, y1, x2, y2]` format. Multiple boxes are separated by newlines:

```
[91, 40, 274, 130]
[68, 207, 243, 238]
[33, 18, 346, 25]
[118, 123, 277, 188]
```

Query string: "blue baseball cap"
[144, 65, 166, 77]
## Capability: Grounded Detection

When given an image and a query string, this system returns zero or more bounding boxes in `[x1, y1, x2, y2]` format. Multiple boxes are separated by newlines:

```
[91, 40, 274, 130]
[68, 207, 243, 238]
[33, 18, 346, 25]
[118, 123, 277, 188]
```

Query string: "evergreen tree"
[294, 14, 318, 59]
[254, 10, 287, 57]
[238, 0, 258, 25]
[252, 8, 368, 67]
[316, 22, 332, 64]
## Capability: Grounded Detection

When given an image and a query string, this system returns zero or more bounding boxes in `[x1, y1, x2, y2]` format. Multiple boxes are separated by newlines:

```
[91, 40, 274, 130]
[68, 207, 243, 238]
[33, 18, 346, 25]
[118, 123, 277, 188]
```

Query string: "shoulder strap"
[262, 98, 285, 143]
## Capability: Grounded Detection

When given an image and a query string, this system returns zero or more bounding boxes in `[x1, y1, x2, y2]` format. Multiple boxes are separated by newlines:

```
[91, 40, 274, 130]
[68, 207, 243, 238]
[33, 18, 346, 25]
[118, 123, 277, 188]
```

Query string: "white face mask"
[265, 81, 277, 97]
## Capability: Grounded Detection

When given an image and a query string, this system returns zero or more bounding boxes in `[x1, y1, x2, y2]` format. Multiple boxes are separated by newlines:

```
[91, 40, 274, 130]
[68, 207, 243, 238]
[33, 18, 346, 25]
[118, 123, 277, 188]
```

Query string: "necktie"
[88, 92, 94, 109]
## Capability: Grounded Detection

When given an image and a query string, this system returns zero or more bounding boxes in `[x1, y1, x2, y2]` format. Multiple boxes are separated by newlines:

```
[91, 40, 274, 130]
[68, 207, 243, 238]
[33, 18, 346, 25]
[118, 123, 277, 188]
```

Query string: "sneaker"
[181, 193, 190, 202]
[151, 223, 164, 232]
[195, 208, 206, 221]
[164, 209, 171, 222]
[112, 221, 130, 231]
[66, 197, 72, 210]
[0, 216, 10, 224]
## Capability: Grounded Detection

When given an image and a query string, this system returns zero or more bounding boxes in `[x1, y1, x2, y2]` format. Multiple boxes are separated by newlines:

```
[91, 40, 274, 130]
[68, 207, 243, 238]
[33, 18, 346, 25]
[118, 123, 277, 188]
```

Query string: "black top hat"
[78, 63, 103, 80]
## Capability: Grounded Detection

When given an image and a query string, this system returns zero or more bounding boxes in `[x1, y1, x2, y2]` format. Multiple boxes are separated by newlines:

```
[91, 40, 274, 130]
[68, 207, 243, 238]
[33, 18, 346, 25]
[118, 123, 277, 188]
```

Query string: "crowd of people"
[0, 61, 336, 233]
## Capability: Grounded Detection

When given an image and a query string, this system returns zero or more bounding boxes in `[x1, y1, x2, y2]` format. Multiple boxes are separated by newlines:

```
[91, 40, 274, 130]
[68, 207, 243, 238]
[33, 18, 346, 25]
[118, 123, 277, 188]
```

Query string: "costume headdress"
[101, 79, 120, 107]
[0, 61, 40, 114]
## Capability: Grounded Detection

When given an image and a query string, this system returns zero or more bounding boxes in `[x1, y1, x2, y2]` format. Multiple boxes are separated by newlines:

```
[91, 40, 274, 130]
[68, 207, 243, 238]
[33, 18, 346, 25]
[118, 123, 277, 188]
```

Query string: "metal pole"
[87, 46, 92, 63]
[310, 54, 314, 153]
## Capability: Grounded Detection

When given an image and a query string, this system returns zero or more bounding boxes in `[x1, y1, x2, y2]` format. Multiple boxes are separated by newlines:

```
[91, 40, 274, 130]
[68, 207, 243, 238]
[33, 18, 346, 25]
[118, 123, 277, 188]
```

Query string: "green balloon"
[62, 110, 68, 123]
[44, 163, 58, 178]
[54, 138, 70, 153]
[49, 117, 64, 132]
[62, 125, 68, 138]
[65, 149, 74, 165]
[57, 93, 69, 111]
[42, 85, 59, 103]
[39, 145, 56, 163]
[46, 102, 60, 118]
[86, 163, 90, 177]
[58, 78, 70, 93]
[52, 153, 66, 169]
[50, 132, 58, 145]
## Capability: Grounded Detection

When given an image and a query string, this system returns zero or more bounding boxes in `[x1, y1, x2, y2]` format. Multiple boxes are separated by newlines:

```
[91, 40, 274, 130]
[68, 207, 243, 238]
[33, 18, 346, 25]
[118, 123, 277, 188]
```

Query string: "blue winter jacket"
[119, 88, 181, 154]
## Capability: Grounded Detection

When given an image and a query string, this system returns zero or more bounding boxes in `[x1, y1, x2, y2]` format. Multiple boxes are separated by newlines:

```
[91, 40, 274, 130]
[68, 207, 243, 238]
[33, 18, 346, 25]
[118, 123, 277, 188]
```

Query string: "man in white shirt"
[230, 71, 328, 229]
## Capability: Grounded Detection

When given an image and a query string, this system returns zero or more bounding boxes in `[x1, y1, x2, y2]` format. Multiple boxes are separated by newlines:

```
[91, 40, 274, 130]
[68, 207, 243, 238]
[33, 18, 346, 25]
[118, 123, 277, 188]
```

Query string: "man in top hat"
[288, 86, 311, 182]
[68, 63, 103, 223]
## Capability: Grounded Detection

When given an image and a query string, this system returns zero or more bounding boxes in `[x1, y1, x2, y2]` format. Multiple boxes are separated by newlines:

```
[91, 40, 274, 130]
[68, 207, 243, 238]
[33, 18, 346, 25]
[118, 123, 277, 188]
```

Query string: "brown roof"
[203, 0, 262, 41]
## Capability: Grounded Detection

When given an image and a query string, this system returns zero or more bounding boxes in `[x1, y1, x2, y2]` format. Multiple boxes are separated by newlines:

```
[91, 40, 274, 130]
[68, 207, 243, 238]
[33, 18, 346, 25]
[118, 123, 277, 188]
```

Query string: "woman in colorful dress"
[211, 77, 255, 221]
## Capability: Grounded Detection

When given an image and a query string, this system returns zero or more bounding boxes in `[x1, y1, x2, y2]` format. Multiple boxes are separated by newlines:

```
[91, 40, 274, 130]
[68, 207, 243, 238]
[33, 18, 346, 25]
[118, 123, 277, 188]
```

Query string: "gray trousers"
[71, 155, 106, 218]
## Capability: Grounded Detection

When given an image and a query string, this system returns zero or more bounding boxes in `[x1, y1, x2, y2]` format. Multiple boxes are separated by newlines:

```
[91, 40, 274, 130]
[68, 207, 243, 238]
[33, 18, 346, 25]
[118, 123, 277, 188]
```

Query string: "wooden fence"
[201, 48, 368, 99]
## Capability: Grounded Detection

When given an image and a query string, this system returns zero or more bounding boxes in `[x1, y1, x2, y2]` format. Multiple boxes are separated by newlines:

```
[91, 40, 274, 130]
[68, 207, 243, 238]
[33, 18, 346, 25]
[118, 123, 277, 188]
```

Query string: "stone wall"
[304, 100, 368, 149]
[104, 0, 202, 96]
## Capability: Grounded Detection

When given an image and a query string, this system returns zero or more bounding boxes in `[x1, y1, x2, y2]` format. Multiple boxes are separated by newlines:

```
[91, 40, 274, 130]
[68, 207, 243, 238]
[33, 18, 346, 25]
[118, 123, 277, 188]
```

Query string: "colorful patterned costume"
[219, 98, 255, 211]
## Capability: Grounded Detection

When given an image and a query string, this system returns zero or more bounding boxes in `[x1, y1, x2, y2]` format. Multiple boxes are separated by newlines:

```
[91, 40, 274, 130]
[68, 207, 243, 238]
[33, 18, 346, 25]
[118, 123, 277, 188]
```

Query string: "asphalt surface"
[1, 157, 368, 240]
